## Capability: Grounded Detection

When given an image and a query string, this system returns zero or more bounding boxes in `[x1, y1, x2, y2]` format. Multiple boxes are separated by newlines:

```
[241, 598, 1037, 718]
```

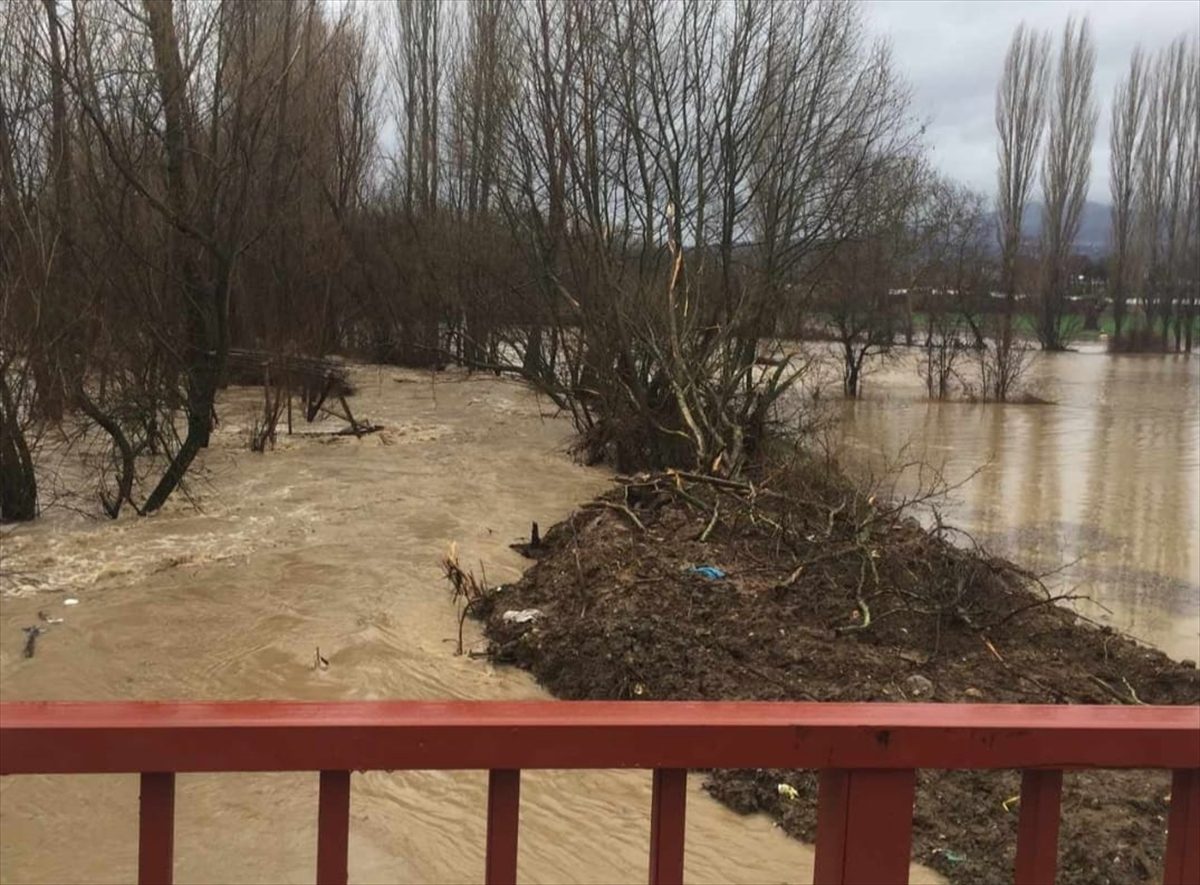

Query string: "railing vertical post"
[138, 772, 175, 885]
[1013, 769, 1063, 885]
[316, 771, 351, 885]
[485, 769, 521, 885]
[648, 768, 688, 885]
[1164, 769, 1200, 885]
[813, 769, 916, 885]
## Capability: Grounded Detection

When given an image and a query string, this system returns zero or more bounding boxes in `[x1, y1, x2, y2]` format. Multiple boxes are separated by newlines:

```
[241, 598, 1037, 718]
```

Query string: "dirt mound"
[469, 461, 1198, 884]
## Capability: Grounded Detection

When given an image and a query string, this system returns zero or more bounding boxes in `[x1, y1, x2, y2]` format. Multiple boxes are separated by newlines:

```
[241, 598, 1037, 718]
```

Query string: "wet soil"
[471, 462, 1199, 885]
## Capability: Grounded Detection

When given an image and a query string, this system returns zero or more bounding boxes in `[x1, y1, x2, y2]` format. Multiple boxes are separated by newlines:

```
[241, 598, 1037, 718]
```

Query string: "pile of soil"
[469, 460, 1199, 884]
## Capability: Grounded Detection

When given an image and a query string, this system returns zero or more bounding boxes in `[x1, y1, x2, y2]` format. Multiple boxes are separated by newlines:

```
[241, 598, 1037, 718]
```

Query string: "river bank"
[474, 469, 1199, 884]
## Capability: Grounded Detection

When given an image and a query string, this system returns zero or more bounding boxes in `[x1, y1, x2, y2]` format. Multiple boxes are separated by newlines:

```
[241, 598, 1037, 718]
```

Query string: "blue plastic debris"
[932, 848, 966, 865]
[687, 565, 727, 580]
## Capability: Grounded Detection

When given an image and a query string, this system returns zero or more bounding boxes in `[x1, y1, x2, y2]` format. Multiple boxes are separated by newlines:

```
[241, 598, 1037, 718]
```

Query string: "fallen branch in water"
[22, 626, 42, 658]
[298, 424, 385, 437]
[442, 543, 491, 655]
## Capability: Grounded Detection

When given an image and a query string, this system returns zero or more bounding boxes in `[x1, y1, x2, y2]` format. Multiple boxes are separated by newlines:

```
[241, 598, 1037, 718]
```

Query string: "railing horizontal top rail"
[3, 700, 1197, 774]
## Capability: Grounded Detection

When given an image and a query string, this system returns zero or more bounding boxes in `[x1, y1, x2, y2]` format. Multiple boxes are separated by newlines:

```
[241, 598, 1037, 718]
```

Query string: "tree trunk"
[842, 343, 861, 398]
[0, 374, 37, 521]
[33, 0, 72, 421]
[140, 0, 224, 513]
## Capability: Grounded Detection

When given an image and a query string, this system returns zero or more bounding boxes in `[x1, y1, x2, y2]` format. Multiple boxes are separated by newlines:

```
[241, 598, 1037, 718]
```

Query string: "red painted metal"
[1164, 768, 1200, 885]
[316, 771, 350, 885]
[813, 768, 916, 884]
[1013, 769, 1064, 884]
[648, 768, 688, 885]
[485, 769, 521, 885]
[2, 701, 1198, 885]
[2, 701, 1196, 774]
[138, 772, 175, 885]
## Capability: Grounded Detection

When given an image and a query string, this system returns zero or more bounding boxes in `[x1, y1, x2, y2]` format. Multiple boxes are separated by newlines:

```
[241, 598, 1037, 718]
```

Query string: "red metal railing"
[1, 701, 1197, 885]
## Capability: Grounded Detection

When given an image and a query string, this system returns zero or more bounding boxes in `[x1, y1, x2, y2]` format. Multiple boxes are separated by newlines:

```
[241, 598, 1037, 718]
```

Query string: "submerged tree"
[0, 0, 382, 518]
[1109, 49, 1148, 344]
[991, 22, 1049, 398]
[918, 180, 990, 400]
[0, 0, 953, 516]
[0, 0, 45, 520]
[1037, 17, 1096, 351]
[485, 0, 920, 471]
[1136, 36, 1199, 351]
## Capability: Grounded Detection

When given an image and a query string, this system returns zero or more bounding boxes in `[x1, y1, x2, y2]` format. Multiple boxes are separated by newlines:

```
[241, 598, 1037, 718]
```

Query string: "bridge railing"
[1, 700, 1197, 885]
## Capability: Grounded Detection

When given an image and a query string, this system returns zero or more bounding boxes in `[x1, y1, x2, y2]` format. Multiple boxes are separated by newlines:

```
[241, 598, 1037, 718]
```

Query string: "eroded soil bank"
[474, 465, 1200, 885]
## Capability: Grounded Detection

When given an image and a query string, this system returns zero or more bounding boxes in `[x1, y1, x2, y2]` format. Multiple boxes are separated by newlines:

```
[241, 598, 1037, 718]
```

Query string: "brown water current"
[832, 347, 1200, 662]
[0, 369, 937, 884]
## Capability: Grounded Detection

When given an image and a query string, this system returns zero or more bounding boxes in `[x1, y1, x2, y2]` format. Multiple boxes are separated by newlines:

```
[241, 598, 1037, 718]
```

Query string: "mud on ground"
[468, 460, 1199, 885]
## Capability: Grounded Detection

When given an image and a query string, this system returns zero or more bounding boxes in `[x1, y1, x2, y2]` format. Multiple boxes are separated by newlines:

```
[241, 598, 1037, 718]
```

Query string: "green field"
[823, 310, 1200, 346]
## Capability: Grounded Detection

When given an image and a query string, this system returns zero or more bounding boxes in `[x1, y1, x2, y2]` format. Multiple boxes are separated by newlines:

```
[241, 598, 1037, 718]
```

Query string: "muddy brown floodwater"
[5, 349, 1194, 884]
[0, 369, 937, 884]
[833, 346, 1200, 662]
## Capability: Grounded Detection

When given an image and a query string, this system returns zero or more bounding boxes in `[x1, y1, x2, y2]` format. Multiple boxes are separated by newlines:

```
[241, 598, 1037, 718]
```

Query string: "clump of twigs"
[605, 447, 1077, 643]
[442, 542, 491, 655]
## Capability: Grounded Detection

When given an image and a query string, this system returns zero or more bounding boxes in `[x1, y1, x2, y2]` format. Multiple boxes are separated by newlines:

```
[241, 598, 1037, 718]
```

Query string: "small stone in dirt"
[904, 674, 934, 697]
[502, 608, 544, 624]
[963, 687, 984, 699]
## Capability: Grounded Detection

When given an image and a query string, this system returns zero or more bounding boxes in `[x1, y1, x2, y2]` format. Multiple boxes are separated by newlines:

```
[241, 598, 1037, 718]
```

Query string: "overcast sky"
[864, 0, 1199, 205]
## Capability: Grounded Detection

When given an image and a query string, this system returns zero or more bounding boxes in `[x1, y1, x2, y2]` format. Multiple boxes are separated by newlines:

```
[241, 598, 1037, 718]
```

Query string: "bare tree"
[1109, 48, 1148, 343]
[1180, 40, 1200, 353]
[444, 0, 517, 367]
[43, 0, 369, 515]
[1165, 37, 1199, 352]
[1036, 17, 1096, 351]
[1136, 37, 1195, 350]
[918, 180, 990, 400]
[992, 23, 1049, 397]
[1, 0, 52, 519]
[371, 0, 448, 367]
[827, 157, 929, 398]
[453, 0, 918, 470]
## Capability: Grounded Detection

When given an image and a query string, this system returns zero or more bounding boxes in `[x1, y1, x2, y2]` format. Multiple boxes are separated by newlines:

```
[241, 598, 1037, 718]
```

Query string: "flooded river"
[2, 349, 1194, 883]
[833, 347, 1200, 662]
[0, 369, 936, 884]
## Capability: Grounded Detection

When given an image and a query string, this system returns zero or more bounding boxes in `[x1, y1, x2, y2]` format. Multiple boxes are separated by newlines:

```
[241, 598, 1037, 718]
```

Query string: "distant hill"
[986, 200, 1112, 258]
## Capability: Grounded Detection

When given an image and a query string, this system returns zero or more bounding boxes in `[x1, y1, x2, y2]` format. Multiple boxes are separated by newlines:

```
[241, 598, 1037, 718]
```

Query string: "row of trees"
[3, 0, 941, 521]
[1109, 34, 1200, 352]
[995, 18, 1198, 366]
[0, 1, 1194, 521]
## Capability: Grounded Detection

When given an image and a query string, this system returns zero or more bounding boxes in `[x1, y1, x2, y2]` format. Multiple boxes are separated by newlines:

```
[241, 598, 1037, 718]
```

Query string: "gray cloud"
[865, 0, 1200, 203]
